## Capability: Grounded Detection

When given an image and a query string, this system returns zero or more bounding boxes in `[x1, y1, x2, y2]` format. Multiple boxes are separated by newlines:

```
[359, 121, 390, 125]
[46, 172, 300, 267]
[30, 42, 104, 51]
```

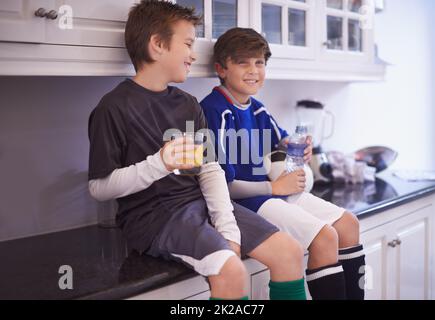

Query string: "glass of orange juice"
[174, 132, 204, 176]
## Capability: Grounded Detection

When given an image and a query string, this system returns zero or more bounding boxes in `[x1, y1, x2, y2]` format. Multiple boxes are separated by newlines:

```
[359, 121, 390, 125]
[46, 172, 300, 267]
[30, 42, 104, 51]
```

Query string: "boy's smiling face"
[216, 56, 266, 104]
[160, 19, 197, 83]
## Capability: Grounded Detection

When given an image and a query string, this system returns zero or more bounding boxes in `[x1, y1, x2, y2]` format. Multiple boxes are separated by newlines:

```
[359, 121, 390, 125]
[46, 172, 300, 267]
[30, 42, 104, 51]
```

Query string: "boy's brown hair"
[125, 0, 202, 72]
[213, 27, 272, 84]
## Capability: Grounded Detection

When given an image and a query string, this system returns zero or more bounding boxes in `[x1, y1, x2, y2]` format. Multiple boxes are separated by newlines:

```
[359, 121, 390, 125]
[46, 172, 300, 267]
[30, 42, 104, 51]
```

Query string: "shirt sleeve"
[227, 180, 272, 200]
[88, 150, 171, 201]
[88, 103, 127, 180]
[197, 162, 241, 245]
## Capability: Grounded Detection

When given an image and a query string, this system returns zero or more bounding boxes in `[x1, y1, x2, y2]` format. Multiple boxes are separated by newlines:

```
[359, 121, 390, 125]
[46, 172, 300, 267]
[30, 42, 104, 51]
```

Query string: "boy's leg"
[232, 202, 306, 300]
[208, 256, 248, 299]
[290, 192, 366, 300]
[258, 198, 346, 300]
[333, 212, 365, 300]
[146, 199, 248, 299]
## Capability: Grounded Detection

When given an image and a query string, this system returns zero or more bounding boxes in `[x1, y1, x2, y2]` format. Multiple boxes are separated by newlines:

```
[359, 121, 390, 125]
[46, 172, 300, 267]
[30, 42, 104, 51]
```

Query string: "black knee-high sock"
[306, 262, 346, 300]
[339, 244, 366, 300]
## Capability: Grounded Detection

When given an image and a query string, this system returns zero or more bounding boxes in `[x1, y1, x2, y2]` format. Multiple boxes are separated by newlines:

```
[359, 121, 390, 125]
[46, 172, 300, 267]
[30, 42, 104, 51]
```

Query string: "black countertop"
[1, 172, 435, 300]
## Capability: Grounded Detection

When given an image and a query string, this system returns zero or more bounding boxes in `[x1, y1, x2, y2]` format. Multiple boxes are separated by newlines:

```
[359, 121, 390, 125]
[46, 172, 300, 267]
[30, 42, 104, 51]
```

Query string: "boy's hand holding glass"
[160, 133, 204, 174]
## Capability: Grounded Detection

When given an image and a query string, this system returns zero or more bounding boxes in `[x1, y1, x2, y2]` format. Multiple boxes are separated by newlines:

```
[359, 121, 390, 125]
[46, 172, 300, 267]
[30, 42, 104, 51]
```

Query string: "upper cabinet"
[44, 0, 133, 47]
[320, 0, 374, 64]
[0, 0, 49, 43]
[251, 0, 316, 60]
[0, 0, 134, 46]
[0, 0, 386, 80]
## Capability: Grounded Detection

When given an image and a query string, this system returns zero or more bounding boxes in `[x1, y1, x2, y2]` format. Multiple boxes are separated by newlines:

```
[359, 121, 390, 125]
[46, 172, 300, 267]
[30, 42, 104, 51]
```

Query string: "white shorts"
[257, 192, 346, 250]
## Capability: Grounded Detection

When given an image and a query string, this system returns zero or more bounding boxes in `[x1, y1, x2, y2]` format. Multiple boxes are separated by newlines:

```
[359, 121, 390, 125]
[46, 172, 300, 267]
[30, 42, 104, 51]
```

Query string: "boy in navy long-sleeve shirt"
[200, 27, 366, 300]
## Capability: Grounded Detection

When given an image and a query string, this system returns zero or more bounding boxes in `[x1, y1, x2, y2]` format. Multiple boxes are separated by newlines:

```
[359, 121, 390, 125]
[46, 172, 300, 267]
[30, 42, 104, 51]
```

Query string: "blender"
[296, 100, 335, 184]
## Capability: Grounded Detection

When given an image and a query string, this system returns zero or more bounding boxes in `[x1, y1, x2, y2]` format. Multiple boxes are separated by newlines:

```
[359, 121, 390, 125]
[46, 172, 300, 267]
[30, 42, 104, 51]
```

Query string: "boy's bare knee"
[334, 212, 360, 246]
[217, 255, 247, 283]
[208, 256, 247, 298]
[275, 232, 304, 263]
[310, 225, 339, 253]
[343, 211, 360, 233]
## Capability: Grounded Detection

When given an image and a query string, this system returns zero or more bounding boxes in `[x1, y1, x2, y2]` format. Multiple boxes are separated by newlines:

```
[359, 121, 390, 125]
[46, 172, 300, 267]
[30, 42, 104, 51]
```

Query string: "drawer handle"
[45, 10, 58, 20]
[34, 8, 47, 18]
[34, 8, 57, 20]
[387, 240, 397, 248]
[388, 239, 402, 248]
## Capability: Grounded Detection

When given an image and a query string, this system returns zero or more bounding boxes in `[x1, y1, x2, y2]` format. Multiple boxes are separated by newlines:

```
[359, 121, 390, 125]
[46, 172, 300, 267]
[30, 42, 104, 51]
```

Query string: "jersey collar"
[214, 86, 251, 111]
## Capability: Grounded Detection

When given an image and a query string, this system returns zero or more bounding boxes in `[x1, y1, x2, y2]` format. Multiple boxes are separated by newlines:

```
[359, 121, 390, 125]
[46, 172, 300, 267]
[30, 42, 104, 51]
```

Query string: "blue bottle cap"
[295, 125, 308, 134]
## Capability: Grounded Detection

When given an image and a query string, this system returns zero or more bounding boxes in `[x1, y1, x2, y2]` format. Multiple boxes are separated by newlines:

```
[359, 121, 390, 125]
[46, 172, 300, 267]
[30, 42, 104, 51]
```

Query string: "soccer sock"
[339, 244, 366, 300]
[269, 278, 307, 300]
[306, 262, 346, 300]
[209, 296, 249, 300]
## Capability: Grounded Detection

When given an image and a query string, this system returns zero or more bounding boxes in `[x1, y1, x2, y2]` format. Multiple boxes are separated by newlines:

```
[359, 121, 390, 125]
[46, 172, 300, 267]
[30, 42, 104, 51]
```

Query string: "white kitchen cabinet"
[250, 269, 270, 300]
[0, 0, 136, 76]
[0, 0, 49, 43]
[44, 0, 135, 48]
[0, 0, 386, 79]
[0, 0, 134, 47]
[360, 196, 434, 300]
[318, 0, 374, 64]
[359, 223, 389, 299]
[251, 0, 316, 60]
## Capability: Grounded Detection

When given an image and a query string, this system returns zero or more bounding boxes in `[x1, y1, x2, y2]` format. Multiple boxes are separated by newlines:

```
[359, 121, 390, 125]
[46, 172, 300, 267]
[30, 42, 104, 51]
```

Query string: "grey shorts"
[146, 198, 279, 276]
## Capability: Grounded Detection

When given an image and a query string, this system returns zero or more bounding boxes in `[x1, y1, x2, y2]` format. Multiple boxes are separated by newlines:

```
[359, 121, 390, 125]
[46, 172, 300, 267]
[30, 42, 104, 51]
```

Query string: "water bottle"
[286, 125, 308, 172]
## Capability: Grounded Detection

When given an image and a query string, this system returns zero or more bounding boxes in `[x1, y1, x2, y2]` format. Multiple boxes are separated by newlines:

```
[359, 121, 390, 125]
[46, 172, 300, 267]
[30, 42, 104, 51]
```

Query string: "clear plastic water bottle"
[286, 125, 308, 172]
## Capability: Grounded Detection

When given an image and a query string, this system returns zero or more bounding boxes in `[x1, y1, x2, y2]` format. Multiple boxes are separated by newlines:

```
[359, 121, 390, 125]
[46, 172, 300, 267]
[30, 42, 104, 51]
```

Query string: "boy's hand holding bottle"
[281, 135, 313, 164]
[271, 170, 306, 196]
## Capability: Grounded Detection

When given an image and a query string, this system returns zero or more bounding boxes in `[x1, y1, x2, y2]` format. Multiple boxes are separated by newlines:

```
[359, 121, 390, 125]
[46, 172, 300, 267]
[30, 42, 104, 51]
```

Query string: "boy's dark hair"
[213, 27, 272, 84]
[125, 0, 202, 72]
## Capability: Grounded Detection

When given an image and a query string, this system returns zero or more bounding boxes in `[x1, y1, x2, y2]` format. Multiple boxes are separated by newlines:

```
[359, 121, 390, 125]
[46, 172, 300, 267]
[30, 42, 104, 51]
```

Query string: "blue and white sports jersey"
[200, 86, 289, 212]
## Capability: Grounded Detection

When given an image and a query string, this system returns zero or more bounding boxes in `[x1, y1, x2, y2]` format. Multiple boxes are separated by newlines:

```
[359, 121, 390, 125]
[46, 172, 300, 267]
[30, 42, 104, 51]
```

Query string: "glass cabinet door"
[321, 0, 374, 62]
[212, 0, 237, 39]
[262, 3, 281, 44]
[176, 0, 205, 38]
[175, 0, 247, 40]
[253, 0, 315, 60]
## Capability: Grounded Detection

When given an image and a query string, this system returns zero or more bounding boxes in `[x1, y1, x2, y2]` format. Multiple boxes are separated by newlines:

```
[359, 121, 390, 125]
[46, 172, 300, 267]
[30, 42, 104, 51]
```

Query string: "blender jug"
[295, 100, 335, 148]
[295, 100, 335, 184]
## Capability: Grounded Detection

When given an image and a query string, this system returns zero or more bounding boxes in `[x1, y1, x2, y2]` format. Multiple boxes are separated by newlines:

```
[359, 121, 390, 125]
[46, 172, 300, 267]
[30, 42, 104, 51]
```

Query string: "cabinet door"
[360, 224, 391, 300]
[175, 0, 249, 39]
[318, 0, 374, 63]
[251, 269, 270, 300]
[0, 0, 50, 43]
[44, 0, 136, 47]
[251, 0, 316, 60]
[390, 206, 432, 300]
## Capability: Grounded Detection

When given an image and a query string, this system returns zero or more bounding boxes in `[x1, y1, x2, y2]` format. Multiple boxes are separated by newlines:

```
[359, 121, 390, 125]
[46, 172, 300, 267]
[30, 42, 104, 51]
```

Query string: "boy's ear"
[214, 62, 226, 79]
[148, 34, 165, 60]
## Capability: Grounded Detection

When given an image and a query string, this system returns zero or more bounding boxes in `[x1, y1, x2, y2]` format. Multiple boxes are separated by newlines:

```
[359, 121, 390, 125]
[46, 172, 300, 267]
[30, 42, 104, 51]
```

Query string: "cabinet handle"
[395, 238, 402, 245]
[45, 10, 58, 20]
[34, 8, 47, 18]
[387, 240, 397, 248]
